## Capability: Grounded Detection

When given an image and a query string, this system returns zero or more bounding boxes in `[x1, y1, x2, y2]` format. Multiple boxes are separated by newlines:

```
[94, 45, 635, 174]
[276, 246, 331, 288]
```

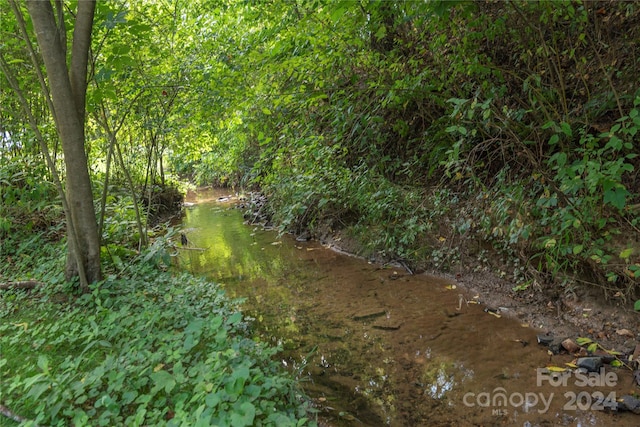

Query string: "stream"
[176, 189, 636, 427]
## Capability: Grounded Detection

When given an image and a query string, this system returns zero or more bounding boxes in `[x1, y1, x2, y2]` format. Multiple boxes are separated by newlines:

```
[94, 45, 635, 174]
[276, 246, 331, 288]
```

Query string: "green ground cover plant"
[1, 257, 313, 427]
[3, 4, 640, 416]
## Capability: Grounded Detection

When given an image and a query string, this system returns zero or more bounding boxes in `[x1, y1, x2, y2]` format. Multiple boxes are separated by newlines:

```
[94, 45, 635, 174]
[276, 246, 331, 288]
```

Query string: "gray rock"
[576, 356, 603, 372]
[537, 334, 554, 346]
[618, 395, 640, 414]
[353, 309, 387, 321]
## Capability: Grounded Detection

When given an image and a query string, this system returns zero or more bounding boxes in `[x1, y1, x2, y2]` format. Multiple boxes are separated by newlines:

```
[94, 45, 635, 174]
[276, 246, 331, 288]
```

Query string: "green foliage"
[98, 187, 146, 246]
[0, 261, 313, 426]
[0, 155, 61, 237]
[546, 105, 638, 214]
[202, 0, 637, 296]
[524, 99, 639, 287]
[258, 136, 351, 233]
[2, 0, 639, 307]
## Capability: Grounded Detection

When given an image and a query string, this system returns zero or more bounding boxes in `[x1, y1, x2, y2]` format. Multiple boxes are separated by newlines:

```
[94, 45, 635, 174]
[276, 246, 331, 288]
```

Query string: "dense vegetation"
[1, 0, 639, 424]
[199, 0, 639, 299]
[0, 250, 312, 426]
[238, 0, 640, 300]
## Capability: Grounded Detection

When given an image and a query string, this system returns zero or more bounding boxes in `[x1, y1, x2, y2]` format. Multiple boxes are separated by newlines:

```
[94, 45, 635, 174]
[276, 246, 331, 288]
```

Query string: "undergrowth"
[0, 256, 313, 426]
[243, 1, 640, 304]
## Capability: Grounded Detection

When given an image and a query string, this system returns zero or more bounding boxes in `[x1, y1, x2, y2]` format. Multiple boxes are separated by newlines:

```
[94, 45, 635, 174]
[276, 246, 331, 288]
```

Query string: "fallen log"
[0, 403, 40, 426]
[176, 246, 209, 252]
[0, 280, 43, 291]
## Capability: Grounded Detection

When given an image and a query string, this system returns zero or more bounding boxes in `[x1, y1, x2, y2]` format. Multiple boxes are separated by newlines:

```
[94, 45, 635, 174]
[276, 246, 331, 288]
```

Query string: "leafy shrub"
[0, 155, 61, 239]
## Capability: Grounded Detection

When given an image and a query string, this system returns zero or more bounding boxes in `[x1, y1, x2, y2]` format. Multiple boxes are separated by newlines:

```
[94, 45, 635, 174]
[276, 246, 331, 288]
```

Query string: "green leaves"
[230, 401, 256, 427]
[619, 248, 634, 260]
[37, 354, 50, 375]
[1, 266, 311, 426]
[151, 370, 176, 394]
[603, 184, 630, 210]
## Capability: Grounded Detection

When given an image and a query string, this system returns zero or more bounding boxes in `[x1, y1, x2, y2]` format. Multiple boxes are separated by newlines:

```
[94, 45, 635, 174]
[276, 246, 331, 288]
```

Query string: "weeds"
[0, 260, 313, 426]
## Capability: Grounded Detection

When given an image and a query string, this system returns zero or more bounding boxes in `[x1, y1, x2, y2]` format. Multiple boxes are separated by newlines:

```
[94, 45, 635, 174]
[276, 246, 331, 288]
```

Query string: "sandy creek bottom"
[177, 189, 636, 427]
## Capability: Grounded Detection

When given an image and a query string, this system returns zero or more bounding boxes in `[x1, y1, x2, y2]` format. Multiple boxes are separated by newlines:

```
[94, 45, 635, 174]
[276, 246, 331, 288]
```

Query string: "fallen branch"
[0, 403, 40, 426]
[0, 280, 44, 291]
[176, 246, 209, 252]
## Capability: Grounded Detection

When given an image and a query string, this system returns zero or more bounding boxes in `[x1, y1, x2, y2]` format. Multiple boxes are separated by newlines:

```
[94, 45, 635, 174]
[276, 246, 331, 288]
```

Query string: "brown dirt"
[322, 227, 640, 361]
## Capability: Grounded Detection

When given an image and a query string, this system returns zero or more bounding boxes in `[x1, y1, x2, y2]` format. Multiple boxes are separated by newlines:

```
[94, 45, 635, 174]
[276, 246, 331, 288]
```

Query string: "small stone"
[372, 319, 402, 330]
[576, 356, 603, 372]
[548, 337, 566, 355]
[321, 328, 346, 340]
[632, 343, 640, 363]
[561, 338, 580, 353]
[537, 334, 554, 346]
[618, 395, 640, 414]
[353, 309, 387, 321]
[616, 328, 635, 338]
[295, 231, 311, 242]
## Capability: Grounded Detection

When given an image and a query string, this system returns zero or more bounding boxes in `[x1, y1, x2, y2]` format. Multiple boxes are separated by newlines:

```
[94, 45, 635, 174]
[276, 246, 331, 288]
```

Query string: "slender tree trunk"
[27, 0, 101, 287]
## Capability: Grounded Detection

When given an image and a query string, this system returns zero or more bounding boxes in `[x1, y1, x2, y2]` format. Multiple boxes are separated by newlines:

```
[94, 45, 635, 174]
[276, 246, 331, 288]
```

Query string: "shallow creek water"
[177, 189, 636, 427]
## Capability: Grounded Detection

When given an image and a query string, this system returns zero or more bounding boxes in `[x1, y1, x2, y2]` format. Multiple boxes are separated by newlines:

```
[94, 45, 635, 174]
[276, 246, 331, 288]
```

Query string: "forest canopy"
[2, 0, 639, 302]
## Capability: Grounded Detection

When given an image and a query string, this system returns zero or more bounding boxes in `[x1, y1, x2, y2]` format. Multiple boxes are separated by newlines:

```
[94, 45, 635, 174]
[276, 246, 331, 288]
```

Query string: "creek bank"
[238, 191, 640, 362]
[181, 188, 640, 425]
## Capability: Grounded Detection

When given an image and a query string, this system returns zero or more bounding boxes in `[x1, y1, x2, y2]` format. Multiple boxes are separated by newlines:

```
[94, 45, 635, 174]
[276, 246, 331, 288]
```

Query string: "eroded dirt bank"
[323, 226, 640, 364]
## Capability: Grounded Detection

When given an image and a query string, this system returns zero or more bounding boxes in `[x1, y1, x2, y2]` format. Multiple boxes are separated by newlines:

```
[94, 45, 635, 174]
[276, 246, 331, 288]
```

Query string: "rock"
[549, 339, 565, 355]
[321, 328, 346, 340]
[561, 338, 580, 353]
[546, 337, 566, 355]
[296, 231, 311, 242]
[576, 356, 603, 372]
[372, 319, 402, 330]
[592, 350, 617, 364]
[618, 395, 640, 414]
[616, 328, 635, 338]
[537, 334, 555, 346]
[632, 343, 640, 364]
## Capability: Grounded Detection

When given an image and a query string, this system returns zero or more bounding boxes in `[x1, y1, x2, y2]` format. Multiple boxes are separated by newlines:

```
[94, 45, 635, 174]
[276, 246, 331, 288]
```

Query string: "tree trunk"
[27, 0, 101, 287]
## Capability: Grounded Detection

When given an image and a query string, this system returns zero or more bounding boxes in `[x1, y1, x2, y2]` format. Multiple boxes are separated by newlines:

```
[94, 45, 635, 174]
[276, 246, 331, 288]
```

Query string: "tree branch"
[0, 404, 39, 425]
[69, 0, 96, 123]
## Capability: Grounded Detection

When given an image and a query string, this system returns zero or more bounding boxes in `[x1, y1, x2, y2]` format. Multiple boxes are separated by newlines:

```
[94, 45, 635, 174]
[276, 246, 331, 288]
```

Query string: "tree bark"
[27, 0, 101, 287]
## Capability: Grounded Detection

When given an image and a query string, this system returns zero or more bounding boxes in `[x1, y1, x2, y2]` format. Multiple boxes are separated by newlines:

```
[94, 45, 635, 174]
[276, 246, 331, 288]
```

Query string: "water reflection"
[177, 189, 637, 427]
